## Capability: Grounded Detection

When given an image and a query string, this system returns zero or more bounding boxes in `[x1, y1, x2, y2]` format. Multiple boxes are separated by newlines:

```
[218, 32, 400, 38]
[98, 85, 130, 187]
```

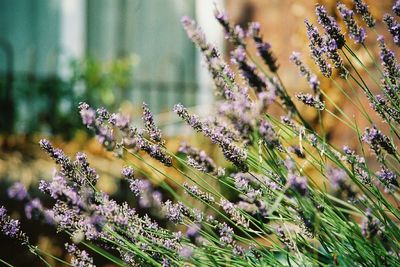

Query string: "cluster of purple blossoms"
[353, 0, 376, 28]
[135, 136, 173, 166]
[276, 226, 296, 250]
[24, 198, 44, 220]
[323, 37, 349, 78]
[142, 102, 163, 144]
[337, 3, 366, 44]
[383, 14, 400, 46]
[216, 222, 234, 246]
[248, 22, 279, 73]
[0, 206, 21, 238]
[163, 200, 203, 224]
[178, 142, 223, 176]
[0, 206, 30, 246]
[183, 183, 215, 204]
[304, 20, 332, 78]
[315, 4, 346, 49]
[289, 52, 320, 95]
[174, 104, 248, 171]
[80, 102, 172, 166]
[376, 167, 398, 191]
[295, 93, 325, 110]
[327, 167, 357, 200]
[220, 198, 249, 228]
[377, 36, 400, 84]
[214, 9, 246, 46]
[394, 0, 400, 17]
[79, 103, 116, 151]
[181, 16, 237, 96]
[361, 126, 396, 159]
[341, 146, 371, 185]
[65, 243, 95, 267]
[231, 46, 267, 93]
[39, 139, 75, 178]
[121, 166, 162, 208]
[214, 10, 245, 47]
[259, 119, 283, 151]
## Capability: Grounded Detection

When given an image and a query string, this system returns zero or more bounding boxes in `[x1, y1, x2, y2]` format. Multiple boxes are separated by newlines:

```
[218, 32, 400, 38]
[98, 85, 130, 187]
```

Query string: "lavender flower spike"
[337, 3, 366, 44]
[231, 46, 267, 92]
[65, 243, 96, 267]
[376, 167, 398, 191]
[304, 20, 332, 77]
[142, 102, 163, 143]
[248, 22, 279, 73]
[324, 37, 349, 78]
[183, 183, 215, 204]
[353, 0, 376, 28]
[394, 0, 400, 17]
[0, 206, 29, 245]
[383, 14, 400, 46]
[295, 93, 325, 110]
[214, 9, 245, 47]
[290, 52, 320, 94]
[361, 126, 396, 158]
[377, 35, 400, 84]
[315, 4, 346, 49]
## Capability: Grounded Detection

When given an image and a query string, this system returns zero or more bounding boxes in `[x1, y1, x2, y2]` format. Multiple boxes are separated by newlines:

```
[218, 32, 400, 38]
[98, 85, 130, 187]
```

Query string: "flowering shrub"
[1, 1, 400, 266]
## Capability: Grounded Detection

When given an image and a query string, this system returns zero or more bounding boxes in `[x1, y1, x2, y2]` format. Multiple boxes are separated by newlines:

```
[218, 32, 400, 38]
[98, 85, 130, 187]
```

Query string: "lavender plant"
[1, 1, 400, 266]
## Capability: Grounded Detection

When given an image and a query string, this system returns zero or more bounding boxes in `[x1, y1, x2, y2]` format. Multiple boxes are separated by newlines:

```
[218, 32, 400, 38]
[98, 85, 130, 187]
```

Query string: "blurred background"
[0, 0, 394, 266]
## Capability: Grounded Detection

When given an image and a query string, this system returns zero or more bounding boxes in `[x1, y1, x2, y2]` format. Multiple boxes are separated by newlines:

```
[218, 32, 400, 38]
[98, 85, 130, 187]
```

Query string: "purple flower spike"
[383, 14, 400, 46]
[337, 3, 366, 44]
[353, 0, 376, 28]
[376, 167, 398, 191]
[290, 52, 320, 94]
[304, 20, 332, 77]
[295, 93, 325, 110]
[315, 4, 346, 49]
[142, 102, 163, 143]
[394, 0, 400, 17]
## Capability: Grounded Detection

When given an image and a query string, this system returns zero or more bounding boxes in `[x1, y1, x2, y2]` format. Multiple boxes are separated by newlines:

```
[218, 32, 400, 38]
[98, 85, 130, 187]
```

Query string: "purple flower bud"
[259, 120, 283, 151]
